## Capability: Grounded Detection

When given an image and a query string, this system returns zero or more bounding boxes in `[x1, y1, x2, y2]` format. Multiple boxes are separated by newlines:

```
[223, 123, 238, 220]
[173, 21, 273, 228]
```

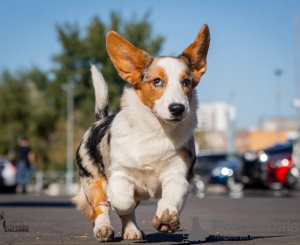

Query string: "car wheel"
[286, 167, 300, 189]
[191, 174, 207, 197]
[267, 182, 283, 191]
[227, 177, 244, 192]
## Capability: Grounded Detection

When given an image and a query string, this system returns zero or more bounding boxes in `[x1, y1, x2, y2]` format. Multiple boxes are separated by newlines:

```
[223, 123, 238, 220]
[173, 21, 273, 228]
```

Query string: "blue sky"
[1, 0, 300, 129]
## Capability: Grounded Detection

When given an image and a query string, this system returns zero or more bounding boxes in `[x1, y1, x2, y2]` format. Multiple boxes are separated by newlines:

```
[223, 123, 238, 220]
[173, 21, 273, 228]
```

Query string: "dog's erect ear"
[181, 24, 210, 88]
[106, 31, 152, 84]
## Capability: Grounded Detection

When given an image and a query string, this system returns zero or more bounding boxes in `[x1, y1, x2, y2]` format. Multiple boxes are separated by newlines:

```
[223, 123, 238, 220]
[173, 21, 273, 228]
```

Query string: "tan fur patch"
[178, 69, 193, 101]
[106, 31, 152, 84]
[90, 177, 108, 221]
[182, 24, 210, 88]
[73, 177, 109, 222]
[134, 65, 168, 109]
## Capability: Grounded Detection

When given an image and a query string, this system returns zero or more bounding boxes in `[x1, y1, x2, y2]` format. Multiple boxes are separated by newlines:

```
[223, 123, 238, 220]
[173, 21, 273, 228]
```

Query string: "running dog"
[73, 24, 210, 242]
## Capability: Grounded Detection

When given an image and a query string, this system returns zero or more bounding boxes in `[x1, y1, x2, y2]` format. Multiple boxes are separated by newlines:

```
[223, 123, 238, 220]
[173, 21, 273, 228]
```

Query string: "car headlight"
[259, 153, 268, 162]
[221, 167, 233, 176]
[212, 167, 233, 177]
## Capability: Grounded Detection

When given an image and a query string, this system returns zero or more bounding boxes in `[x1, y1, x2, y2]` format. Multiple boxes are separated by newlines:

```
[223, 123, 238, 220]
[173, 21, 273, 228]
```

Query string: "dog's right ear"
[106, 31, 152, 84]
[181, 24, 210, 88]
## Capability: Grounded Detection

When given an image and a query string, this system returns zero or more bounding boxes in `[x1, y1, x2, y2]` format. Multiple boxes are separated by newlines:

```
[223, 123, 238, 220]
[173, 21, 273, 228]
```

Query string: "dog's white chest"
[110, 108, 178, 168]
[111, 127, 176, 169]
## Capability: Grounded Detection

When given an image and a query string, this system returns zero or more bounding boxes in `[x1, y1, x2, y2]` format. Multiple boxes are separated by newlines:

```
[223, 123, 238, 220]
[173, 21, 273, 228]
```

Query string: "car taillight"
[270, 158, 291, 168]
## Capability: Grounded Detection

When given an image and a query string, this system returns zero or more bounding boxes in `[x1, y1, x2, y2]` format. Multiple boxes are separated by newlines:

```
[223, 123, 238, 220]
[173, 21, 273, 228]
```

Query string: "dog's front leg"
[152, 168, 189, 233]
[108, 173, 144, 240]
[121, 210, 144, 240]
[107, 172, 137, 216]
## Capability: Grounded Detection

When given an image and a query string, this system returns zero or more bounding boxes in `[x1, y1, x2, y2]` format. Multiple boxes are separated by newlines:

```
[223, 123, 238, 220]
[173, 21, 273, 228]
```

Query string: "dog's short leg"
[121, 210, 144, 240]
[107, 174, 136, 215]
[152, 172, 189, 233]
[82, 177, 114, 242]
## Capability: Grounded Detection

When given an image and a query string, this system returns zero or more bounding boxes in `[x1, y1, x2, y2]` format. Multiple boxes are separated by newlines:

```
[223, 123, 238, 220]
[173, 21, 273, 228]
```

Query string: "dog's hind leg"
[121, 209, 143, 240]
[81, 176, 114, 242]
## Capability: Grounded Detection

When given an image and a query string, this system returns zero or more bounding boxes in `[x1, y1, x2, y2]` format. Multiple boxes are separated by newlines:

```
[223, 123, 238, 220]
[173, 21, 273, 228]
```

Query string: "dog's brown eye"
[153, 78, 163, 87]
[182, 79, 191, 87]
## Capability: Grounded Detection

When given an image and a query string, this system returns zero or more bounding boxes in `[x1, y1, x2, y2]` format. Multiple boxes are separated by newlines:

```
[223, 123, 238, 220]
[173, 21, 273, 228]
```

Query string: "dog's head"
[106, 25, 210, 122]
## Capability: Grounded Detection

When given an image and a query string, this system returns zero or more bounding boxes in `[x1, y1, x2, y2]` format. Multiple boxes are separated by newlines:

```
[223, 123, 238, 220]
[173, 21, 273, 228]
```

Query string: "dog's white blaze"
[154, 57, 190, 120]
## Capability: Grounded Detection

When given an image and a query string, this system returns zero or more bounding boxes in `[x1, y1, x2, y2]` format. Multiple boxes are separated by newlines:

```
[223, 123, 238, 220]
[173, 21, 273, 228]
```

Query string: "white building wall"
[197, 102, 236, 132]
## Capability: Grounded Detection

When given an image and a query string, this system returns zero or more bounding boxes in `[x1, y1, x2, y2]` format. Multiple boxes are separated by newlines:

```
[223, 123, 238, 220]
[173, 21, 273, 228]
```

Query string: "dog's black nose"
[168, 103, 185, 117]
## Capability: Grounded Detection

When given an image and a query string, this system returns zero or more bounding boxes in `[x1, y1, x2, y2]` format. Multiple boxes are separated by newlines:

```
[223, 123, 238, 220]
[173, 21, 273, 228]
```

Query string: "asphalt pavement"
[0, 188, 299, 245]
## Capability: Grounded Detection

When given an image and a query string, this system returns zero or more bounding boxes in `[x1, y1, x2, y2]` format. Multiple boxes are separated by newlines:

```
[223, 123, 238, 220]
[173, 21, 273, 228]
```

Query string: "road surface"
[0, 189, 299, 244]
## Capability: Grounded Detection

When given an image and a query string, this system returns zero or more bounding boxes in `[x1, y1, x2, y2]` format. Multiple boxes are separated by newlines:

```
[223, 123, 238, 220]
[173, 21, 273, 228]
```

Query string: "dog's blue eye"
[153, 78, 163, 87]
[182, 79, 191, 87]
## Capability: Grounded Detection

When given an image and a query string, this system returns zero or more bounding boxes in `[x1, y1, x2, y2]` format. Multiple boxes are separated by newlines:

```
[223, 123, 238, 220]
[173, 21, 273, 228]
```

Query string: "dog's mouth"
[153, 110, 190, 125]
[164, 117, 184, 124]
[170, 118, 181, 122]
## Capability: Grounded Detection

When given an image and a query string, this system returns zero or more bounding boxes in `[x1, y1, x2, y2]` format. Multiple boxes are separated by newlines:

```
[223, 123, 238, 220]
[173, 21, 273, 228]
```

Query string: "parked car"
[266, 152, 300, 190]
[0, 157, 17, 192]
[241, 142, 294, 189]
[210, 159, 244, 192]
[192, 153, 243, 193]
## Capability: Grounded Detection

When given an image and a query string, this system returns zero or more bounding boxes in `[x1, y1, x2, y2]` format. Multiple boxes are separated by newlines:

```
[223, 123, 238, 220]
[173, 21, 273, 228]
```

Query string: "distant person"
[16, 137, 35, 193]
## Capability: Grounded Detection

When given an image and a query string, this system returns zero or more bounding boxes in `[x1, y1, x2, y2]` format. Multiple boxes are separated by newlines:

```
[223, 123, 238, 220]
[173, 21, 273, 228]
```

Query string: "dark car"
[192, 153, 243, 194]
[241, 142, 294, 188]
[194, 153, 227, 178]
[210, 159, 244, 192]
[0, 158, 17, 192]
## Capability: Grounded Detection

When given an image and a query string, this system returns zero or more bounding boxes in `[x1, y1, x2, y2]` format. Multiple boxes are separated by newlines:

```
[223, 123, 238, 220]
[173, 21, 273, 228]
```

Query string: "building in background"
[196, 103, 300, 154]
[196, 102, 236, 153]
[260, 117, 299, 140]
[197, 102, 236, 132]
[235, 117, 299, 154]
[236, 130, 287, 153]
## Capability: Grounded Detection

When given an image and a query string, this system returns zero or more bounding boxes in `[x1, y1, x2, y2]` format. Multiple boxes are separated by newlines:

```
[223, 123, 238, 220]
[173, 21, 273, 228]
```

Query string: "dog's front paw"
[152, 209, 180, 233]
[94, 225, 114, 242]
[123, 227, 144, 240]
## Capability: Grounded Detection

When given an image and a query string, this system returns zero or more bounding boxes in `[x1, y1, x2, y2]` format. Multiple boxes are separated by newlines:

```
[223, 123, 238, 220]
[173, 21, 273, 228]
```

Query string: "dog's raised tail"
[91, 64, 109, 121]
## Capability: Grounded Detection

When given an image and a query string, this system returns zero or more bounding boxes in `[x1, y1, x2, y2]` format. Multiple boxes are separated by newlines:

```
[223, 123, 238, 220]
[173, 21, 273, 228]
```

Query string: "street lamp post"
[274, 69, 283, 143]
[227, 92, 236, 155]
[66, 78, 74, 195]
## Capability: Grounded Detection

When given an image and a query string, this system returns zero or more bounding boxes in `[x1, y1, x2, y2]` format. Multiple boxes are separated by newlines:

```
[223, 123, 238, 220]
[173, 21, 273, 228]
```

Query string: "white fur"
[76, 26, 209, 240]
[91, 64, 108, 116]
[93, 204, 114, 242]
[154, 57, 190, 121]
[121, 211, 143, 240]
[93, 205, 113, 232]
[107, 83, 197, 217]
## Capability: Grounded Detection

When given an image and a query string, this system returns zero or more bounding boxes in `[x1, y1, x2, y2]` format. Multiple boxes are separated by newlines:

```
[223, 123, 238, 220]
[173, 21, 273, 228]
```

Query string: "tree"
[48, 12, 164, 169]
[0, 12, 164, 170]
[0, 69, 56, 169]
[52, 12, 164, 128]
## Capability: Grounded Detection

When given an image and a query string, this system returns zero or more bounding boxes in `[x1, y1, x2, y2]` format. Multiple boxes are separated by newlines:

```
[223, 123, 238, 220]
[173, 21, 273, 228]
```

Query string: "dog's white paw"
[123, 227, 143, 240]
[94, 224, 114, 242]
[152, 209, 180, 233]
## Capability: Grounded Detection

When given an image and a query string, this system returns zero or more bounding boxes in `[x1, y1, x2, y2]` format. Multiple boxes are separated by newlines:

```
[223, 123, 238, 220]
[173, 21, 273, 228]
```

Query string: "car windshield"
[195, 153, 238, 170]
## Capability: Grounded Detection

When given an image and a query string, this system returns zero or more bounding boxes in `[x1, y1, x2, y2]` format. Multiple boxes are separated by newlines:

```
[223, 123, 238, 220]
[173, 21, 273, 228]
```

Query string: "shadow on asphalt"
[110, 233, 290, 244]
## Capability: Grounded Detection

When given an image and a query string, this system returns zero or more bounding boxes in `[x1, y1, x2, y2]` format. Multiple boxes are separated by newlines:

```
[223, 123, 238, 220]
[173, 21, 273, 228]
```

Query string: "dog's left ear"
[106, 31, 152, 84]
[181, 24, 210, 88]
